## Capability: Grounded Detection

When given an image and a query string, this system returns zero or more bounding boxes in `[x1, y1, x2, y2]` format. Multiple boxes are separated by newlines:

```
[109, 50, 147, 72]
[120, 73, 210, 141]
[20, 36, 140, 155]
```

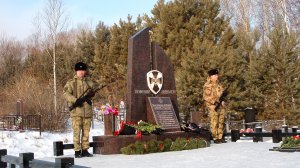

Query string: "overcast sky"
[0, 0, 159, 41]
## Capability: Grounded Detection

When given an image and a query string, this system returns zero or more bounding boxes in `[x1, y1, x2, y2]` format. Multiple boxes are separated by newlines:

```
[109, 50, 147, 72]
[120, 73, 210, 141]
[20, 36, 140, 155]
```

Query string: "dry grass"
[1, 74, 69, 131]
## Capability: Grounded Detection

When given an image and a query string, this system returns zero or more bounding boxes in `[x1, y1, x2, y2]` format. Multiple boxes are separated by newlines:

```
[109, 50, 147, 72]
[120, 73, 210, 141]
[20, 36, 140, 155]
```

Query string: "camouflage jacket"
[203, 77, 224, 106]
[63, 75, 96, 117]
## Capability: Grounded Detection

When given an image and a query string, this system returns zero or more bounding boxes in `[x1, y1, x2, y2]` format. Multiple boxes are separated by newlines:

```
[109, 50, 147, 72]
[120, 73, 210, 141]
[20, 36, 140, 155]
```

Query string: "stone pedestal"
[93, 134, 155, 155]
[93, 131, 211, 154]
[104, 114, 115, 135]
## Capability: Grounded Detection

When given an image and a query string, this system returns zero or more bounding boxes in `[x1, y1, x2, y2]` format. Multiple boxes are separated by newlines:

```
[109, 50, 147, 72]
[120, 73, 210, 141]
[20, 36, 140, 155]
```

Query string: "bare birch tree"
[221, 0, 256, 32]
[42, 0, 69, 113]
[285, 0, 300, 31]
[222, 0, 300, 42]
[221, 0, 258, 70]
[256, 0, 300, 38]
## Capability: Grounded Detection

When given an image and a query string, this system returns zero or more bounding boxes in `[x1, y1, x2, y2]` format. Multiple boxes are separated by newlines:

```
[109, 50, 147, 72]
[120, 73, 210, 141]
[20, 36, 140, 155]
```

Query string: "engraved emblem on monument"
[146, 70, 163, 95]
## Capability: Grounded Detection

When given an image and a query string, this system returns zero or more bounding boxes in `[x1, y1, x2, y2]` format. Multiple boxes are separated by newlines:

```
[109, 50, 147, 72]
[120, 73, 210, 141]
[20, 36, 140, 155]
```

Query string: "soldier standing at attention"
[63, 62, 96, 158]
[203, 68, 226, 144]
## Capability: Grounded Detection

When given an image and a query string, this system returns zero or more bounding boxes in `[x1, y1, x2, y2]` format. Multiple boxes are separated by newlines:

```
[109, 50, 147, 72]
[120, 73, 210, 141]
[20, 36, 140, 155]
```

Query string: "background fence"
[225, 119, 286, 133]
[0, 115, 41, 135]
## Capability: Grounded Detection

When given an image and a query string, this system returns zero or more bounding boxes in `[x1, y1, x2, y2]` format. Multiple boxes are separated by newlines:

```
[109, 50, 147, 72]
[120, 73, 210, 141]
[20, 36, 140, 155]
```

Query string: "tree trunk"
[53, 42, 57, 114]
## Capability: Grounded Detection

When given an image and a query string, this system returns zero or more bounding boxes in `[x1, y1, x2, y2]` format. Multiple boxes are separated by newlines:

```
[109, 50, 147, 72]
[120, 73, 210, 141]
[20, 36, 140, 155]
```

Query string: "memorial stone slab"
[127, 27, 152, 122]
[127, 27, 180, 123]
[146, 97, 181, 132]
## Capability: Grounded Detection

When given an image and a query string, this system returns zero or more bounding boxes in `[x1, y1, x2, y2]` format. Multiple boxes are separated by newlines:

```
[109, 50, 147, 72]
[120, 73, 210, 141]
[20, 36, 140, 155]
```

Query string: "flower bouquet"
[270, 135, 300, 152]
[114, 120, 163, 138]
[104, 105, 118, 116]
[280, 135, 300, 148]
[102, 104, 119, 135]
[133, 120, 163, 135]
[115, 121, 136, 136]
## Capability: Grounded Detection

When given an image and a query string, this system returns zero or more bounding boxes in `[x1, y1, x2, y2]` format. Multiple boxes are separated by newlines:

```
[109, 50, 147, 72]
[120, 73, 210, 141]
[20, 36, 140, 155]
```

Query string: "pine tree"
[147, 0, 245, 115]
[147, 0, 206, 69]
[92, 21, 111, 83]
[55, 41, 78, 86]
[255, 25, 300, 123]
[94, 16, 144, 104]
[233, 27, 262, 112]
[76, 29, 96, 68]
[178, 19, 242, 114]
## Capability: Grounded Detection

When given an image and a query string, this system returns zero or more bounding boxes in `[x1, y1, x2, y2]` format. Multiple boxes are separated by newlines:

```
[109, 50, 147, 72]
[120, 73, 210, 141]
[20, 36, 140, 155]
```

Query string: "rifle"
[214, 85, 230, 111]
[68, 84, 105, 111]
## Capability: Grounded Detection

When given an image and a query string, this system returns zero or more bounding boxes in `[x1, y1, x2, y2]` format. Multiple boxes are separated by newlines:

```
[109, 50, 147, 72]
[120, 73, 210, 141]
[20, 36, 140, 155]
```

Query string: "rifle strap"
[73, 78, 77, 98]
[85, 79, 94, 92]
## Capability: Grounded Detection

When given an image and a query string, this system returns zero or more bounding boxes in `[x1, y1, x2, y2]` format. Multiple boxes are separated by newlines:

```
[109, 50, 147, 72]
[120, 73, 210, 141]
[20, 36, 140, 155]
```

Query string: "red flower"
[113, 131, 119, 136]
[113, 121, 137, 136]
[126, 121, 136, 126]
[293, 135, 300, 139]
[120, 121, 125, 129]
[136, 131, 142, 139]
[112, 107, 119, 116]
[159, 143, 164, 151]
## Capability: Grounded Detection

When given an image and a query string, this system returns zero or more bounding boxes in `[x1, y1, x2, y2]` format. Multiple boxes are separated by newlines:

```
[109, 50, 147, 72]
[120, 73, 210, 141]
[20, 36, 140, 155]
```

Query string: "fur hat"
[75, 62, 87, 71]
[208, 68, 219, 76]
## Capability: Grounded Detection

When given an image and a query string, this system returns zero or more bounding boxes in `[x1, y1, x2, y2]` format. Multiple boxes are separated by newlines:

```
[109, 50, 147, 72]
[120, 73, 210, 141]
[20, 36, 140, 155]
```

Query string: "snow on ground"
[1, 120, 300, 168]
[71, 140, 300, 168]
[0, 119, 104, 157]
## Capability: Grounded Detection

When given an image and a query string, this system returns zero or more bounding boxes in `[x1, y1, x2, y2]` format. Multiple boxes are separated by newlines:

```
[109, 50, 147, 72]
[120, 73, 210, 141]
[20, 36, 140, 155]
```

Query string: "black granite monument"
[127, 27, 180, 127]
[92, 28, 210, 155]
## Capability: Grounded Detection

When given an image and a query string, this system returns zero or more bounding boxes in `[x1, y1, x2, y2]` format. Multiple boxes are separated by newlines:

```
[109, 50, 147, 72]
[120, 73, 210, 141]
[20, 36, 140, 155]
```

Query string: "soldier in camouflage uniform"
[203, 69, 226, 144]
[63, 62, 96, 158]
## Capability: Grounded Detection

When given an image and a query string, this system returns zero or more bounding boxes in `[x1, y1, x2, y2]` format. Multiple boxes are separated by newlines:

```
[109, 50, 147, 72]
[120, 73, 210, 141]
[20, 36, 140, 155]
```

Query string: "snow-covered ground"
[0, 119, 104, 157]
[1, 120, 300, 168]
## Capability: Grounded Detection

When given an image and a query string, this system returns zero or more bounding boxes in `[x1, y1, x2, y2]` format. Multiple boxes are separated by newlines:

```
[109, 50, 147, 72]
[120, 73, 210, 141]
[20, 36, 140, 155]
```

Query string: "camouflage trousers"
[207, 105, 226, 140]
[71, 116, 92, 151]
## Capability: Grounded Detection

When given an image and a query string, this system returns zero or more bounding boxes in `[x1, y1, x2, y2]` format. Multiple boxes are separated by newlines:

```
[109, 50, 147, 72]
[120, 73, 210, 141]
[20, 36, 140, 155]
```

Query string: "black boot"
[81, 150, 93, 157]
[214, 139, 222, 144]
[75, 151, 82, 158]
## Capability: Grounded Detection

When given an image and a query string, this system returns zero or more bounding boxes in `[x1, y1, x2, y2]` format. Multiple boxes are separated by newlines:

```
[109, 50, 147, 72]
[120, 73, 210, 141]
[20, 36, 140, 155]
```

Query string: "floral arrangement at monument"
[101, 104, 119, 116]
[101, 104, 119, 135]
[113, 120, 163, 137]
[120, 137, 209, 155]
[280, 135, 300, 148]
[113, 121, 136, 136]
[133, 120, 163, 135]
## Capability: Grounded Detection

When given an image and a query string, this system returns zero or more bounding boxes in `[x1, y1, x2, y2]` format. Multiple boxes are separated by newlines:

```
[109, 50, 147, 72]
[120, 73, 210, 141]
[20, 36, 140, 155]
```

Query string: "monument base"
[93, 131, 211, 154]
